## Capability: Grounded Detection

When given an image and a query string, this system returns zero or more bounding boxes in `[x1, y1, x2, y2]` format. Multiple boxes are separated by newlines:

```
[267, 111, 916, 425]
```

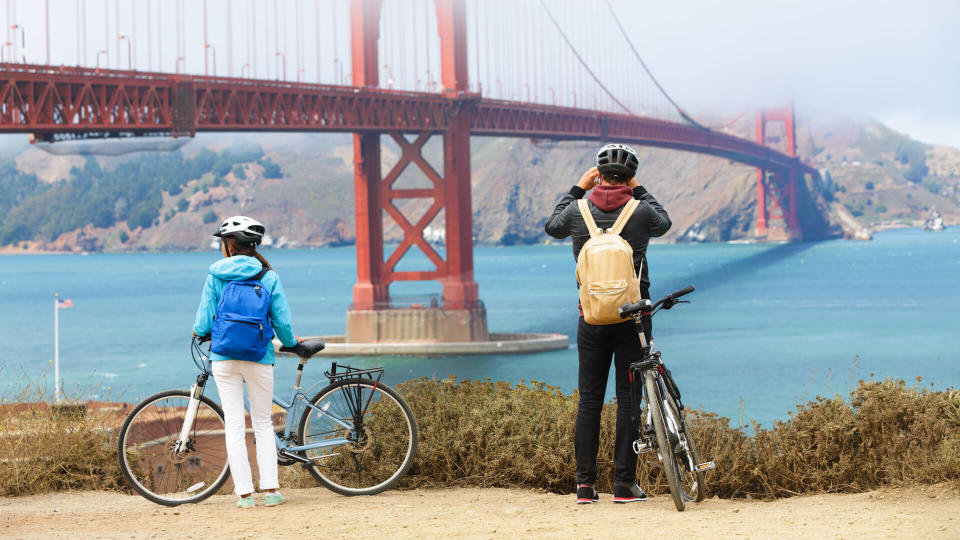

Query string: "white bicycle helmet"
[596, 143, 640, 182]
[212, 215, 265, 245]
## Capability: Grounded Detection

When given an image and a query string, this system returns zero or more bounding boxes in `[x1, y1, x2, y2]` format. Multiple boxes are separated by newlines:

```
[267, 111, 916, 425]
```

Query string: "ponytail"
[223, 236, 272, 271]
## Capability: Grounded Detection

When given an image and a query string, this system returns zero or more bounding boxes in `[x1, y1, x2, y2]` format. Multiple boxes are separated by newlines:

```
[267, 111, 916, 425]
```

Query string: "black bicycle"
[619, 285, 715, 512]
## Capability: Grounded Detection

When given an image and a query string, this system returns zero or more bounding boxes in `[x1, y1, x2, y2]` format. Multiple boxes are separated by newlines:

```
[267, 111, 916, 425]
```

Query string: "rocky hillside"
[0, 112, 957, 253]
[798, 114, 960, 232]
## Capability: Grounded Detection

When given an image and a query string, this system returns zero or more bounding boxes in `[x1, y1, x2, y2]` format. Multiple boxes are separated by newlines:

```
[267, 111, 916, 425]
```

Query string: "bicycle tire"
[645, 371, 685, 511]
[298, 379, 418, 496]
[663, 390, 706, 503]
[117, 390, 231, 506]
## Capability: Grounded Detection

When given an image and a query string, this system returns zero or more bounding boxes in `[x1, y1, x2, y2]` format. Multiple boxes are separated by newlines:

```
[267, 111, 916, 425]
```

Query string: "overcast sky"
[4, 0, 958, 148]
[618, 0, 960, 147]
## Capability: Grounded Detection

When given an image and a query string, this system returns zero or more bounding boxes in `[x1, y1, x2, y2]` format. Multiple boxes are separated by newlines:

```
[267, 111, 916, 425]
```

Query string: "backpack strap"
[610, 199, 641, 235]
[578, 199, 601, 239]
[253, 266, 270, 281]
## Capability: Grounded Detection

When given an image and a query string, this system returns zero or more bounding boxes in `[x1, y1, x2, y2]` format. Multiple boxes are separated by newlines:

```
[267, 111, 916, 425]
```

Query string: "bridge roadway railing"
[0, 63, 811, 176]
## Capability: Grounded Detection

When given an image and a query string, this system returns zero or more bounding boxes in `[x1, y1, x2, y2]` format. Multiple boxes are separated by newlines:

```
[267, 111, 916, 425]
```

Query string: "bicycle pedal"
[632, 440, 653, 454]
[695, 461, 716, 472]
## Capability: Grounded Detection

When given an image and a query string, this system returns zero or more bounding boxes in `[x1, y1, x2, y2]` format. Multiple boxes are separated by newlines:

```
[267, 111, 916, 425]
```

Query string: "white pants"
[211, 360, 278, 496]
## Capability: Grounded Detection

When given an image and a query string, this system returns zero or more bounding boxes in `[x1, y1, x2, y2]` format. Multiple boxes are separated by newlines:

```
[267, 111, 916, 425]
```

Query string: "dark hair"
[599, 173, 630, 185]
[223, 236, 272, 270]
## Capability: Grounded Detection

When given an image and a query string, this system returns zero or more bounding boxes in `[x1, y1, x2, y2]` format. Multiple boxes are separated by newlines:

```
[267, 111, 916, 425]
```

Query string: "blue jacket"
[193, 255, 298, 365]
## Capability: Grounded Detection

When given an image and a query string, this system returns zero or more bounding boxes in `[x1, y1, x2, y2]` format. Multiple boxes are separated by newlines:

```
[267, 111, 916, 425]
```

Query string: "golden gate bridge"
[0, 0, 814, 344]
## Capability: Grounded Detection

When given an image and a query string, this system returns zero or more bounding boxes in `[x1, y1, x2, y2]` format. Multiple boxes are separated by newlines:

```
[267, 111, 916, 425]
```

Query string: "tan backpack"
[575, 198, 643, 325]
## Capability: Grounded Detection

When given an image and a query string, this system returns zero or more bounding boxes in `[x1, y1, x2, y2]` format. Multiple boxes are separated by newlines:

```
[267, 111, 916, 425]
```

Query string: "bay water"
[2, 227, 957, 426]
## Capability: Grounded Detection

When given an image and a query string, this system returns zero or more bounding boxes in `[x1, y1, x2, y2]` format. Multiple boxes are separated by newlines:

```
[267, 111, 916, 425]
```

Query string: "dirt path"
[4, 486, 959, 539]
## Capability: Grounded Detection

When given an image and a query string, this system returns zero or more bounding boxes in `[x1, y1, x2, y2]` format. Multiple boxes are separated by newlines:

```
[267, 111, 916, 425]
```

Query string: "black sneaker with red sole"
[613, 484, 647, 503]
[576, 484, 599, 504]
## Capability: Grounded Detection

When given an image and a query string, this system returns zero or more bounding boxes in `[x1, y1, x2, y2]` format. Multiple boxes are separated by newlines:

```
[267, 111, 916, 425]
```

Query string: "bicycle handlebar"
[619, 284, 695, 318]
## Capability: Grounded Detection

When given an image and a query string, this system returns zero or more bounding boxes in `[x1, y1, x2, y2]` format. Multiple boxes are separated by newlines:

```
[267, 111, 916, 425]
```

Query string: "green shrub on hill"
[261, 158, 283, 179]
[0, 146, 263, 246]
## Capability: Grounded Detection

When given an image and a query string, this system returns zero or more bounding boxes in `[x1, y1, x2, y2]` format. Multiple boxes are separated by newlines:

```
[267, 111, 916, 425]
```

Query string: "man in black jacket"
[544, 143, 671, 504]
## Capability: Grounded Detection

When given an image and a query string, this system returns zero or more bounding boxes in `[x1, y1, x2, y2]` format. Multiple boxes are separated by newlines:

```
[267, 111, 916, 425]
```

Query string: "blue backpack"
[212, 267, 274, 361]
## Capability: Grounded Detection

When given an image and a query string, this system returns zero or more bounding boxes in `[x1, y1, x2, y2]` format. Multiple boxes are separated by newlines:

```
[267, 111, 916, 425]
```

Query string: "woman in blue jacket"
[193, 216, 300, 509]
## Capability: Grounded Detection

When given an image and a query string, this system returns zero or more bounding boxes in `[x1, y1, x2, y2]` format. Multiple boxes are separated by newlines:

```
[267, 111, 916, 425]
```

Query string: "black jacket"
[544, 185, 672, 289]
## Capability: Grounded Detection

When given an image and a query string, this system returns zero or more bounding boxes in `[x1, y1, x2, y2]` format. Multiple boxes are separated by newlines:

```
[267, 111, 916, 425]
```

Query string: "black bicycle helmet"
[212, 215, 265, 246]
[596, 143, 640, 182]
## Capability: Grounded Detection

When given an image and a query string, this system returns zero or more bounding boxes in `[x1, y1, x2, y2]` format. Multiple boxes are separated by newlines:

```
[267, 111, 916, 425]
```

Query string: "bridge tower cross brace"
[755, 105, 802, 241]
[346, 0, 487, 343]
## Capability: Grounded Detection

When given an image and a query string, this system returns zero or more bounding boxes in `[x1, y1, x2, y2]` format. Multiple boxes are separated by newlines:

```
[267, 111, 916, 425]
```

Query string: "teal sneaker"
[236, 495, 256, 509]
[263, 492, 286, 507]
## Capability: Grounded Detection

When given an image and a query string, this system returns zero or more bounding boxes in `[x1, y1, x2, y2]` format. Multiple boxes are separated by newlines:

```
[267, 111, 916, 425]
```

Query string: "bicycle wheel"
[298, 379, 418, 495]
[644, 371, 685, 511]
[663, 390, 706, 503]
[117, 390, 231, 506]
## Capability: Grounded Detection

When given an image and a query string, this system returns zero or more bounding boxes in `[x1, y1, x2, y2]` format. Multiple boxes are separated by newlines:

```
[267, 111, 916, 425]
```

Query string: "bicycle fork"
[173, 374, 208, 454]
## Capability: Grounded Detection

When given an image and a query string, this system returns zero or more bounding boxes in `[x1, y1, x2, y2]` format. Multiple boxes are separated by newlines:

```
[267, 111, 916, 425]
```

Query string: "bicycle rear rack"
[324, 362, 384, 384]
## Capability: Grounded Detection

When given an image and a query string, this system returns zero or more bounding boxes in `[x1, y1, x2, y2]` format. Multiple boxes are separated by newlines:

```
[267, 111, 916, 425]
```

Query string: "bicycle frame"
[173, 354, 378, 463]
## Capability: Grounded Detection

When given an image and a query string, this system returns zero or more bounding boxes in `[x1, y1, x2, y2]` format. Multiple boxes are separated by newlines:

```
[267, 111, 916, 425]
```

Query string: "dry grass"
[381, 377, 960, 498]
[2, 377, 958, 499]
[0, 389, 124, 496]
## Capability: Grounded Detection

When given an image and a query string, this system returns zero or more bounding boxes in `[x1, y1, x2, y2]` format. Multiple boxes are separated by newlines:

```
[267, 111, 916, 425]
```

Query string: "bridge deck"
[0, 64, 811, 175]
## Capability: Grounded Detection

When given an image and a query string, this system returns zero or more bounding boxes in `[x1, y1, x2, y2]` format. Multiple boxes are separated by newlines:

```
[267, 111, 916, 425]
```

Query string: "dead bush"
[4, 377, 958, 499]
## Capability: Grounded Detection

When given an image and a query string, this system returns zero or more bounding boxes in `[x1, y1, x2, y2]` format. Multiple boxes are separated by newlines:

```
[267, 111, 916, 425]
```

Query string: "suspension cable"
[537, 0, 632, 115]
[602, 0, 709, 129]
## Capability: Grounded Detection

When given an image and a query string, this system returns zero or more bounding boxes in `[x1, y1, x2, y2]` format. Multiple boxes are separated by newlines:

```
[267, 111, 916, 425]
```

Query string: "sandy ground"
[3, 486, 959, 539]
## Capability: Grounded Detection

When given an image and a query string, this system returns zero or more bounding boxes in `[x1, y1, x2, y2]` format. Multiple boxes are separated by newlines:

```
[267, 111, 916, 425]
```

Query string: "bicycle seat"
[279, 339, 326, 359]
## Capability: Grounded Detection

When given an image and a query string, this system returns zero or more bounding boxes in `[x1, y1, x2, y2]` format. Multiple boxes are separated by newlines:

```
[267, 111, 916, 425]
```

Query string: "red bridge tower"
[756, 104, 803, 241]
[345, 0, 487, 343]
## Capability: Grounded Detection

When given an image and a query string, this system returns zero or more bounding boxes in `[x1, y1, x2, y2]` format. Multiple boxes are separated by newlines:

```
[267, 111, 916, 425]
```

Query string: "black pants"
[574, 316, 646, 487]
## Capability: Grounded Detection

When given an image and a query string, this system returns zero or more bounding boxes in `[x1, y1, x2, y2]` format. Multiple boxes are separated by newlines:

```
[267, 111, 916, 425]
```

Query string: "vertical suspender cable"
[203, 0, 208, 75]
[45, 0, 50, 65]
[424, 0, 430, 91]
[251, 0, 255, 77]
[315, 0, 320, 82]
[484, 1, 490, 96]
[115, 0, 120, 69]
[75, 0, 80, 65]
[332, 0, 338, 84]
[227, 0, 233, 76]
[103, 0, 108, 66]
[530, 1, 537, 102]
[412, 0, 418, 89]
[401, 1, 407, 89]
[147, 0, 152, 70]
[273, 0, 278, 79]
[175, 0, 181, 68]
[82, 0, 87, 66]
[157, 0, 162, 71]
[472, 0, 479, 92]
[131, 0, 136, 69]
[295, 0, 300, 80]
